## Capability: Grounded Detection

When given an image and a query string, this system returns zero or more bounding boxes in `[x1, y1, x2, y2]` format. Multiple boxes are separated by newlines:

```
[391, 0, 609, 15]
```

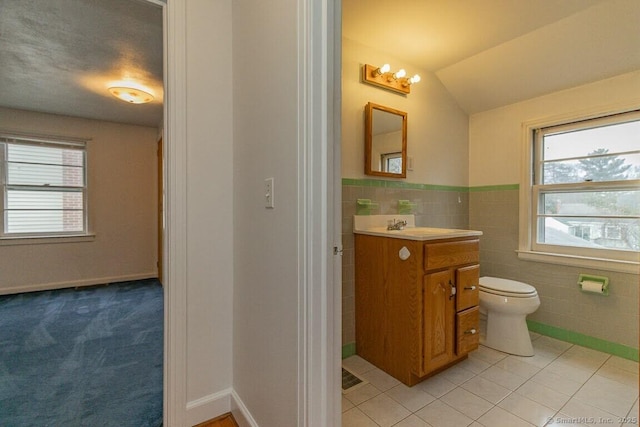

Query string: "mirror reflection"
[365, 102, 407, 178]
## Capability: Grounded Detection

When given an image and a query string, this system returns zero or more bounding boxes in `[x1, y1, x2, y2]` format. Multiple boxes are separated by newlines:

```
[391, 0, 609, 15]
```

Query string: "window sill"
[517, 250, 639, 274]
[0, 233, 96, 246]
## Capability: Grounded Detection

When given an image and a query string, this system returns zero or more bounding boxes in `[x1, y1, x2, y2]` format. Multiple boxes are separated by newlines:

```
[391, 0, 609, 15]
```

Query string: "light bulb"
[376, 63, 391, 75]
[402, 74, 422, 87]
[394, 69, 406, 79]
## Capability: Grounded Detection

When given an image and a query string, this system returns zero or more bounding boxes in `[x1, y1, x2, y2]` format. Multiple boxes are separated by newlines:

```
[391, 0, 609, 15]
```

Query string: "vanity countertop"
[354, 226, 482, 241]
[353, 215, 482, 241]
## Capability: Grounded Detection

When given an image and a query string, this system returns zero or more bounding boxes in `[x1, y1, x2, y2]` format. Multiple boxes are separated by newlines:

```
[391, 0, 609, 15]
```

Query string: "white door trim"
[163, 0, 188, 425]
[297, 0, 342, 425]
[330, 1, 343, 425]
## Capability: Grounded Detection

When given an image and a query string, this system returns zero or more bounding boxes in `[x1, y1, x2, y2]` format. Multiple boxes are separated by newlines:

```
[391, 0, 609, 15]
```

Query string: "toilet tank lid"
[479, 276, 536, 294]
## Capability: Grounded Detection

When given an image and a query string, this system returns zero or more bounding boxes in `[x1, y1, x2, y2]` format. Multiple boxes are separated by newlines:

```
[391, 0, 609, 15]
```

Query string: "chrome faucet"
[387, 219, 407, 231]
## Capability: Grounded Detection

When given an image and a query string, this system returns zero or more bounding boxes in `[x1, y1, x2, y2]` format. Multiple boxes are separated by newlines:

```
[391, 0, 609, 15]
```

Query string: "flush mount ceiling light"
[363, 63, 420, 95]
[108, 86, 154, 104]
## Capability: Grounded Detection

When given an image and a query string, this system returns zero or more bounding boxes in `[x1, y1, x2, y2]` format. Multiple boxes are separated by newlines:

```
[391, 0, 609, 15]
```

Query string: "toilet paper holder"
[578, 274, 609, 296]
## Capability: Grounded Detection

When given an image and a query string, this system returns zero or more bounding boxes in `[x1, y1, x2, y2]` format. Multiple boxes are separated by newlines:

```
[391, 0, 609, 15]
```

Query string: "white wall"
[469, 70, 640, 187]
[232, 0, 301, 425]
[0, 107, 157, 293]
[342, 38, 468, 186]
[180, 0, 332, 424]
[183, 0, 234, 422]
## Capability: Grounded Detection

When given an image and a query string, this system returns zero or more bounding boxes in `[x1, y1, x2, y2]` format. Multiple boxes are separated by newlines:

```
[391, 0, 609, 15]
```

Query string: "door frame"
[161, 0, 341, 424]
[163, 0, 188, 425]
[297, 0, 342, 425]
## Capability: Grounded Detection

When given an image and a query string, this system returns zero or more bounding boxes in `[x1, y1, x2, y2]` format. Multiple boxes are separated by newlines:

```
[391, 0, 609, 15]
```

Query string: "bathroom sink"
[357, 226, 482, 241]
[353, 215, 482, 241]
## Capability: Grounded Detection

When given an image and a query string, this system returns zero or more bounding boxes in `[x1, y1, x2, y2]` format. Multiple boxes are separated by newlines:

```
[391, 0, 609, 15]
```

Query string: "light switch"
[264, 177, 275, 208]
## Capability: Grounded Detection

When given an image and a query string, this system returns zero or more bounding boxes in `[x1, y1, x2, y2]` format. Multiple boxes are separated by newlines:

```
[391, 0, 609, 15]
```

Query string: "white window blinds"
[0, 134, 88, 237]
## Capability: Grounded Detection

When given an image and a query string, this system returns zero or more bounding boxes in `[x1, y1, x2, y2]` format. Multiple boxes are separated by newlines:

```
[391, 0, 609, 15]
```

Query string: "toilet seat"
[479, 276, 537, 298]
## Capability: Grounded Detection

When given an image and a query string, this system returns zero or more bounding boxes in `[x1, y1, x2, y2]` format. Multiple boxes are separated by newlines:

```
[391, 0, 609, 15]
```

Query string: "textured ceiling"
[0, 0, 163, 127]
[1, 0, 638, 125]
[343, 0, 640, 113]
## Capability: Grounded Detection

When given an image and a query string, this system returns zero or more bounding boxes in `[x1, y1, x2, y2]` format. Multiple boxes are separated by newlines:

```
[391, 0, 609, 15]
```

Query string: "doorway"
[0, 0, 167, 423]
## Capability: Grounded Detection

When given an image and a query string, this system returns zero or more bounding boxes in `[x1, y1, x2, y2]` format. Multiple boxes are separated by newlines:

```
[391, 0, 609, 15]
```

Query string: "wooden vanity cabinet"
[355, 234, 480, 386]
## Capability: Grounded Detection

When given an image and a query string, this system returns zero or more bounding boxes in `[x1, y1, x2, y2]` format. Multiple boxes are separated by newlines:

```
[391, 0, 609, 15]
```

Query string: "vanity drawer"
[456, 264, 479, 311]
[456, 306, 479, 355]
[424, 239, 479, 271]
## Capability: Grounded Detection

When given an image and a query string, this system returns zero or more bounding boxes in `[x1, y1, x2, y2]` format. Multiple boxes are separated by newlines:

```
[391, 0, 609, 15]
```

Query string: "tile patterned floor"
[342, 334, 639, 427]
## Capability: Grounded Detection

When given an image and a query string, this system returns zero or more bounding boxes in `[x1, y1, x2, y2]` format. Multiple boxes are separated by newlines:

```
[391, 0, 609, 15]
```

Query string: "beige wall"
[232, 0, 301, 425]
[0, 107, 158, 293]
[184, 0, 234, 412]
[342, 38, 469, 186]
[469, 70, 640, 187]
[468, 71, 640, 348]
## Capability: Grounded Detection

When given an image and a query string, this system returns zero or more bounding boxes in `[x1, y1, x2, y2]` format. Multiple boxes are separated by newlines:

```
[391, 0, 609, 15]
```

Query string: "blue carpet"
[0, 279, 163, 426]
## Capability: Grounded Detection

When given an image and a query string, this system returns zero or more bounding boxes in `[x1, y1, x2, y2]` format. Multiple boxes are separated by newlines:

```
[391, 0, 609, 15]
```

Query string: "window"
[0, 134, 88, 239]
[381, 152, 402, 174]
[520, 110, 640, 272]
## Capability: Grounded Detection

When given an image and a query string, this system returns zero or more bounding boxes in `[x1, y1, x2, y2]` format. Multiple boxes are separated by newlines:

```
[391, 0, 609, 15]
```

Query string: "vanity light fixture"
[362, 63, 420, 94]
[108, 86, 154, 104]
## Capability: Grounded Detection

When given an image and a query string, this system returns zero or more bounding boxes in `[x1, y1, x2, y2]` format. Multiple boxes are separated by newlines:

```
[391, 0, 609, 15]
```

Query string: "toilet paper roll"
[581, 280, 604, 293]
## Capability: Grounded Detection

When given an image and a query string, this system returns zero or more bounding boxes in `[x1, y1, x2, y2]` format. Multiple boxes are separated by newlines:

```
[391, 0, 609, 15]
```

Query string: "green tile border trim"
[469, 184, 519, 192]
[342, 342, 356, 359]
[527, 319, 639, 362]
[342, 179, 520, 193]
[342, 178, 468, 192]
[345, 320, 639, 361]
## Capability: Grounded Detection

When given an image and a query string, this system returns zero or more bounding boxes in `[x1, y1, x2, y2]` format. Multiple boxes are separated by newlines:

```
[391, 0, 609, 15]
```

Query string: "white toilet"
[478, 276, 540, 357]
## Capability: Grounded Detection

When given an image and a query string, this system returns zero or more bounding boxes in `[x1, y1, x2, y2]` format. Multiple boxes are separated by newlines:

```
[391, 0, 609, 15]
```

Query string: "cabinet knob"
[464, 285, 477, 291]
[464, 328, 477, 335]
[398, 246, 411, 261]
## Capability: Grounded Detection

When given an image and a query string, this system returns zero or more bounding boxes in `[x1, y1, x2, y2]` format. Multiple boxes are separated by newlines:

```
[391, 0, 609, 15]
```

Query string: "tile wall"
[342, 183, 638, 355]
[469, 188, 639, 350]
[341, 181, 469, 345]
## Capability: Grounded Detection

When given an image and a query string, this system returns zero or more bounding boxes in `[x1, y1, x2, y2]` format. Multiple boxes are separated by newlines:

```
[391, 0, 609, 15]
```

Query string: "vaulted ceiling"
[343, 0, 640, 114]
[1, 0, 638, 127]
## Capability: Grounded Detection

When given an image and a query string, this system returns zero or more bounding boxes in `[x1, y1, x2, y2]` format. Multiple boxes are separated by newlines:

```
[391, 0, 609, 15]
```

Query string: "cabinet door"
[456, 264, 479, 312]
[423, 270, 455, 373]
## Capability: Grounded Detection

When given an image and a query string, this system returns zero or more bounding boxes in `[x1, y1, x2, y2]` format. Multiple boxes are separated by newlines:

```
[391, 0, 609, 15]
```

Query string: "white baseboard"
[0, 272, 158, 295]
[186, 388, 233, 426]
[185, 388, 259, 427]
[231, 389, 259, 427]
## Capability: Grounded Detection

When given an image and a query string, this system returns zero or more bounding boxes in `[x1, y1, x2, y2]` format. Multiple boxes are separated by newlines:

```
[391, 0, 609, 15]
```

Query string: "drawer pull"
[464, 328, 477, 335]
[464, 285, 477, 291]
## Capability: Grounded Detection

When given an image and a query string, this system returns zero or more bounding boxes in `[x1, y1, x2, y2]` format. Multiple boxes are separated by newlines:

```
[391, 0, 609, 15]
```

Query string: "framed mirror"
[365, 102, 407, 178]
